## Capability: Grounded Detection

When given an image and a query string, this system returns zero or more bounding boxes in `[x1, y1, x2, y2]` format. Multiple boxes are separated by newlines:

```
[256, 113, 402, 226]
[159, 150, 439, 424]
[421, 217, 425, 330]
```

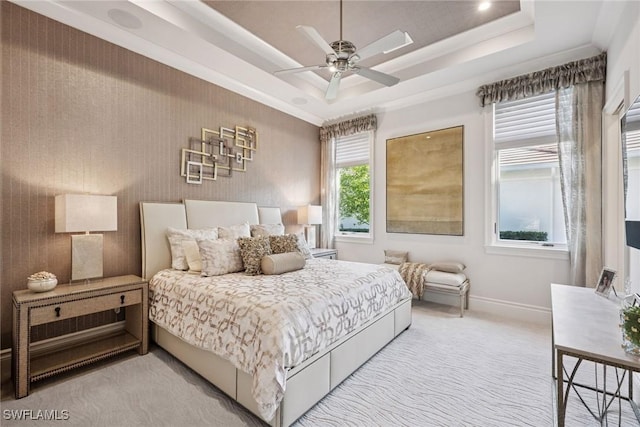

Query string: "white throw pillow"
[182, 240, 202, 273]
[197, 238, 244, 276]
[295, 232, 313, 260]
[218, 223, 251, 240]
[425, 270, 467, 286]
[166, 227, 218, 270]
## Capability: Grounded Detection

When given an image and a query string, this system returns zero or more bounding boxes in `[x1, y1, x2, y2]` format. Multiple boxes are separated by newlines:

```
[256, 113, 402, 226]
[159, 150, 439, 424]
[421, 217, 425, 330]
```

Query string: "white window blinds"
[494, 91, 556, 146]
[336, 132, 370, 168]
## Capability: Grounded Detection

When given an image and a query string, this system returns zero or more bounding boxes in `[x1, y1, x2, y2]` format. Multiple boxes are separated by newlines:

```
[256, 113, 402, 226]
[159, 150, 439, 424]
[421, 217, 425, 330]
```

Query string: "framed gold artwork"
[386, 125, 464, 235]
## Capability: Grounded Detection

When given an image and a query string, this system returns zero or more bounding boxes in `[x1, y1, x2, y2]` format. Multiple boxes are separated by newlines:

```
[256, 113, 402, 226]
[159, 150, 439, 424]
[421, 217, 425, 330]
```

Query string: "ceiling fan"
[274, 0, 413, 100]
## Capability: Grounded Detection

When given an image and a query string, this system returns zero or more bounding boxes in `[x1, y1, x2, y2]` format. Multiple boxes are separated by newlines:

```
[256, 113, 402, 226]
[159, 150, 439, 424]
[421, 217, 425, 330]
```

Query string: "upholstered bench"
[424, 269, 470, 318]
[382, 251, 470, 318]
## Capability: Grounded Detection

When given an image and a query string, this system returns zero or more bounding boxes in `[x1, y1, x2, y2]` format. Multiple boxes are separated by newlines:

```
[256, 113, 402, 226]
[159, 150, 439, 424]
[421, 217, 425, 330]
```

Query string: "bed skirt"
[152, 296, 412, 427]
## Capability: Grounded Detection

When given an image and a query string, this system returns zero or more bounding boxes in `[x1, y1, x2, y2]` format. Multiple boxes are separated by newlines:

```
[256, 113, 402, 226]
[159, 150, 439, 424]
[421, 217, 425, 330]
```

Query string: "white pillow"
[182, 240, 202, 273]
[197, 238, 244, 276]
[218, 223, 251, 240]
[166, 227, 218, 270]
[425, 270, 467, 286]
[294, 232, 314, 260]
[428, 261, 466, 273]
[250, 223, 285, 237]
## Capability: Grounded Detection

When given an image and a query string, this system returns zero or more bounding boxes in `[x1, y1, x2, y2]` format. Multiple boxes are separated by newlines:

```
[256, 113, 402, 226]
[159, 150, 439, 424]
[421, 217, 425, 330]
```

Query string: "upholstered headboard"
[140, 200, 282, 280]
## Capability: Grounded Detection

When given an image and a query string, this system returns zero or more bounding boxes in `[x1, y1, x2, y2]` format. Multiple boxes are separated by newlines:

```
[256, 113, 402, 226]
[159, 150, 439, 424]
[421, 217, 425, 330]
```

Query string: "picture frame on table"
[595, 267, 617, 297]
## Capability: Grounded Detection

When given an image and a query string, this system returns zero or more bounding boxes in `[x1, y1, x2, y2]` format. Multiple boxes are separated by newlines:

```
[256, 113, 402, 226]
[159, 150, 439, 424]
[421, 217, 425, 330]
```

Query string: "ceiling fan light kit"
[274, 1, 413, 100]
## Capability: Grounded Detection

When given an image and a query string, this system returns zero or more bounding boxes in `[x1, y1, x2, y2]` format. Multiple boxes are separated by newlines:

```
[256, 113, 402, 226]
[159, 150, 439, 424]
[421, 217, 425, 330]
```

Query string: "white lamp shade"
[55, 194, 117, 233]
[298, 205, 322, 225]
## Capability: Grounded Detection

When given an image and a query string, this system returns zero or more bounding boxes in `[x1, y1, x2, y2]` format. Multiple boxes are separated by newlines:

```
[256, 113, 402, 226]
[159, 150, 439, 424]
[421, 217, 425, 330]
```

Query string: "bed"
[140, 199, 412, 427]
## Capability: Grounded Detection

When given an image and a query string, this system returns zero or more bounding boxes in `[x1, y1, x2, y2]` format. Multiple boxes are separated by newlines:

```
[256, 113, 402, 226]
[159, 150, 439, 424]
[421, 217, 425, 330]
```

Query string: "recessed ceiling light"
[478, 2, 491, 12]
[107, 9, 142, 30]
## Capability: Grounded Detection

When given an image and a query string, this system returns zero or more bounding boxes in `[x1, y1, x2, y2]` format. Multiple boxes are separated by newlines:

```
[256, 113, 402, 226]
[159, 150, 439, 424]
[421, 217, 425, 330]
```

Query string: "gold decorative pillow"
[237, 236, 272, 275]
[269, 234, 299, 254]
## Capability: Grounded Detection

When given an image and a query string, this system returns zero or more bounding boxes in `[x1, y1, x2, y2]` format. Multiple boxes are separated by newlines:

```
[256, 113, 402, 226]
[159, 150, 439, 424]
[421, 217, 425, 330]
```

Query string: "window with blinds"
[336, 132, 372, 236]
[494, 92, 567, 246]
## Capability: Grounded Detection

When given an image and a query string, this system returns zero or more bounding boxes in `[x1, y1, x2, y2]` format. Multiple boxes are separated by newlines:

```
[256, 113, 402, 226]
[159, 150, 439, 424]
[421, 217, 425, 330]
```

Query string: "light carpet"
[1, 301, 638, 426]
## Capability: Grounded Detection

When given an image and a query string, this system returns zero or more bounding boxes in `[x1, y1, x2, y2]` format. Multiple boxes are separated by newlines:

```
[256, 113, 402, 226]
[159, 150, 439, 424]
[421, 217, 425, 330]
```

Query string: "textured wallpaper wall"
[0, 2, 320, 349]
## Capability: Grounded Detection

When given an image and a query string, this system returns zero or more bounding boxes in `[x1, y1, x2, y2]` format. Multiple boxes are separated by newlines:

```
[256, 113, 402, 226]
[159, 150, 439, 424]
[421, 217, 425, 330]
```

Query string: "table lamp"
[298, 205, 322, 249]
[55, 194, 117, 282]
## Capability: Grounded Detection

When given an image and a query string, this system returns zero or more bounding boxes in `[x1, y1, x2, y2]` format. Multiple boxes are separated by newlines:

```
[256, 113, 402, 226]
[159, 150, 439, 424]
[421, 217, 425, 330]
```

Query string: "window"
[335, 131, 373, 239]
[491, 92, 567, 249]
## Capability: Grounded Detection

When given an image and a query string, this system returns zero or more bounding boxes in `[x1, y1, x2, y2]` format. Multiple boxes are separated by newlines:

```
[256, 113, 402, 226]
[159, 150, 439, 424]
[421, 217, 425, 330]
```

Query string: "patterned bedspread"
[149, 259, 411, 421]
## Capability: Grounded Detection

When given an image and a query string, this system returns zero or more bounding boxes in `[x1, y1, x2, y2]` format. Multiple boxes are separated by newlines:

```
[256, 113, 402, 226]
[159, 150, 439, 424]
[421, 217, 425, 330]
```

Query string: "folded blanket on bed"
[399, 262, 430, 299]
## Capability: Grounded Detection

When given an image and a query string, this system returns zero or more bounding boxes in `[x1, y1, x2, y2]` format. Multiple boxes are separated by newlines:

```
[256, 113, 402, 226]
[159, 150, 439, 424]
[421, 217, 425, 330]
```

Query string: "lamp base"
[304, 225, 317, 249]
[71, 234, 103, 282]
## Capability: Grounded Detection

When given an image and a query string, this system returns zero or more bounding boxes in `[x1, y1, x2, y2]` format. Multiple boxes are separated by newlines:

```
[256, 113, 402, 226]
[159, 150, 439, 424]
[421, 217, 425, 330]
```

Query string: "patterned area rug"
[1, 301, 637, 426]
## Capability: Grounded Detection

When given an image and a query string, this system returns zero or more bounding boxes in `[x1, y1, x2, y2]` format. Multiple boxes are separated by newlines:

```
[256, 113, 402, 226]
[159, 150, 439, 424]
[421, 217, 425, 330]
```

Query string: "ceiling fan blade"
[354, 67, 400, 87]
[325, 73, 342, 100]
[352, 30, 413, 62]
[274, 65, 326, 75]
[296, 25, 335, 56]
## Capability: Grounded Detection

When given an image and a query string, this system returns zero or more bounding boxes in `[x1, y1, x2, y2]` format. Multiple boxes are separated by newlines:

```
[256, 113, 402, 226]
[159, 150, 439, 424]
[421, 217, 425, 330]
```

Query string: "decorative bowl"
[27, 273, 58, 293]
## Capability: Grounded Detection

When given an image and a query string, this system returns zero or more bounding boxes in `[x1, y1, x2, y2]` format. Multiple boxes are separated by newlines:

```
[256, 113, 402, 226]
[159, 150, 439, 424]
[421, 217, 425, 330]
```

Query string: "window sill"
[335, 234, 374, 245]
[485, 243, 569, 260]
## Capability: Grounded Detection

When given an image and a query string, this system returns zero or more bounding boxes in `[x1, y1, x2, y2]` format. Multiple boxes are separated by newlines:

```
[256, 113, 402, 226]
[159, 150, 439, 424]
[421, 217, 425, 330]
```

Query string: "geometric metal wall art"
[180, 125, 258, 184]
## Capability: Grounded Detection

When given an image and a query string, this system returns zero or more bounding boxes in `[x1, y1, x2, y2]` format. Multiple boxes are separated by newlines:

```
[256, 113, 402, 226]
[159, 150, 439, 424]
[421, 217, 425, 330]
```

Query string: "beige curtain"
[320, 138, 337, 249]
[476, 52, 606, 107]
[556, 82, 604, 286]
[319, 114, 377, 248]
[477, 53, 607, 287]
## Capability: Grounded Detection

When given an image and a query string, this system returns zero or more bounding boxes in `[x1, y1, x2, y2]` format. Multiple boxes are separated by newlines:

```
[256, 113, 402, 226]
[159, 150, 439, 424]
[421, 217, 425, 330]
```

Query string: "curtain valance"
[476, 52, 606, 107]
[320, 114, 377, 143]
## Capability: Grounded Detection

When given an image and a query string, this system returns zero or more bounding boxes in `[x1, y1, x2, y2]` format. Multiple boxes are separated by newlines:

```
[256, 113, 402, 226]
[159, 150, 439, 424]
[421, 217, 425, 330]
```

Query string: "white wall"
[334, 2, 640, 324]
[603, 1, 640, 291]
[335, 90, 569, 323]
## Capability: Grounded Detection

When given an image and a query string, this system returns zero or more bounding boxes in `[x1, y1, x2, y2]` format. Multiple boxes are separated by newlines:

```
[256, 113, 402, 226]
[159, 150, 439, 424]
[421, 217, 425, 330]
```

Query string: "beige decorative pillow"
[237, 236, 272, 275]
[269, 234, 299, 254]
[218, 223, 251, 240]
[182, 240, 202, 273]
[166, 227, 218, 270]
[250, 224, 285, 237]
[197, 238, 244, 276]
[261, 252, 306, 275]
[384, 249, 409, 265]
[428, 261, 466, 273]
[295, 232, 314, 260]
[425, 270, 467, 286]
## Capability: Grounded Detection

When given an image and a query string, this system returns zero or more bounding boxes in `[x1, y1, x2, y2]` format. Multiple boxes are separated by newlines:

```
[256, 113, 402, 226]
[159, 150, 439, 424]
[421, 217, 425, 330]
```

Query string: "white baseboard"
[0, 321, 125, 365]
[422, 292, 551, 325]
[469, 295, 551, 324]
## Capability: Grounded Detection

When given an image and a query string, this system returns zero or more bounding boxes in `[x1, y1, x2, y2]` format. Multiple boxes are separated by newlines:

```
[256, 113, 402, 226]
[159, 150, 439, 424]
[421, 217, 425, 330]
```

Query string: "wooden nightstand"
[12, 275, 148, 398]
[310, 248, 338, 260]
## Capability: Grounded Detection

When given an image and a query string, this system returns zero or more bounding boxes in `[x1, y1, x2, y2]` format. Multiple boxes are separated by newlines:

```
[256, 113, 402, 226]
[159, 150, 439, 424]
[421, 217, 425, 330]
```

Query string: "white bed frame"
[140, 200, 412, 427]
